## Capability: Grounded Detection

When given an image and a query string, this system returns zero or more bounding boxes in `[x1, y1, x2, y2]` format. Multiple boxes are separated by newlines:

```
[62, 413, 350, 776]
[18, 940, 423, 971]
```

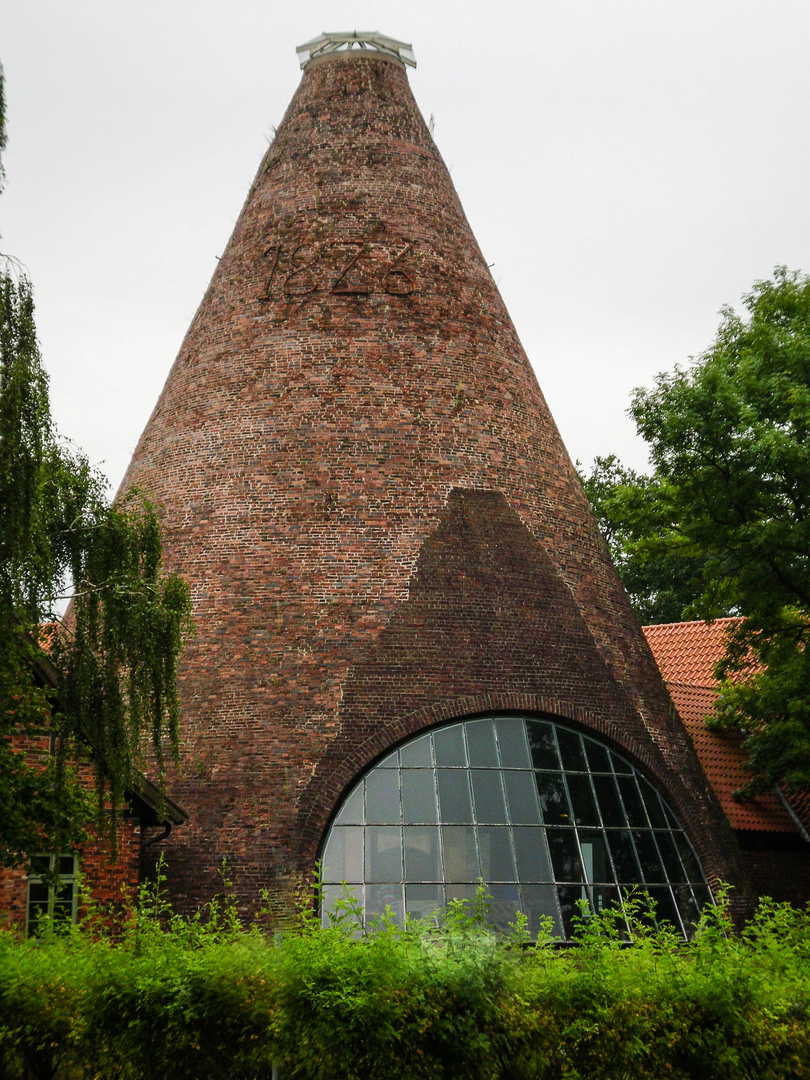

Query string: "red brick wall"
[737, 832, 810, 907]
[0, 734, 141, 933]
[123, 52, 751, 920]
[0, 820, 141, 935]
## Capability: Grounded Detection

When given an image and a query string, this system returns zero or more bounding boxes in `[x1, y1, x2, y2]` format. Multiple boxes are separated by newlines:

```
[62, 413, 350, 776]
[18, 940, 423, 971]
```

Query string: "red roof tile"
[643, 617, 740, 687]
[644, 620, 802, 834]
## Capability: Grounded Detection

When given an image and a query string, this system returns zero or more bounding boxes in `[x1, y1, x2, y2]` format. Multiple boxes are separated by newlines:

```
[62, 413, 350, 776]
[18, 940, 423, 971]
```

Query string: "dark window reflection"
[527, 721, 559, 770]
[592, 774, 625, 828]
[583, 738, 612, 774]
[606, 830, 641, 883]
[536, 773, 571, 824]
[557, 728, 587, 772]
[566, 774, 600, 827]
[617, 775, 648, 828]
[546, 828, 582, 881]
[639, 779, 668, 829]
[633, 830, 665, 883]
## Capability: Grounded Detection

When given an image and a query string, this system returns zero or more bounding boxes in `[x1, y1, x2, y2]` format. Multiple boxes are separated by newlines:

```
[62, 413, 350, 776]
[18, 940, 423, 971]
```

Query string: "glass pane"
[617, 775, 648, 827]
[513, 827, 553, 882]
[633, 831, 665, 883]
[673, 832, 704, 883]
[30, 855, 50, 875]
[434, 724, 466, 767]
[557, 884, 588, 938]
[656, 831, 687, 883]
[466, 719, 498, 767]
[366, 770, 400, 824]
[592, 774, 626, 828]
[322, 883, 364, 928]
[610, 751, 633, 775]
[445, 883, 481, 913]
[57, 856, 75, 877]
[579, 831, 614, 883]
[535, 773, 571, 825]
[591, 884, 623, 924]
[606, 830, 641, 884]
[527, 721, 559, 770]
[401, 771, 438, 823]
[504, 771, 541, 824]
[556, 728, 587, 771]
[53, 884, 74, 924]
[404, 826, 441, 881]
[522, 883, 563, 940]
[486, 883, 521, 932]
[366, 883, 404, 924]
[638, 779, 669, 829]
[322, 826, 364, 882]
[478, 826, 516, 880]
[646, 886, 683, 935]
[662, 801, 681, 830]
[334, 785, 363, 825]
[495, 716, 531, 768]
[566, 774, 600, 827]
[692, 884, 713, 910]
[583, 738, 612, 773]
[546, 829, 582, 881]
[673, 883, 702, 934]
[442, 826, 479, 879]
[400, 734, 432, 767]
[405, 883, 443, 922]
[437, 770, 473, 823]
[377, 750, 399, 768]
[366, 826, 402, 882]
[28, 882, 49, 905]
[471, 771, 507, 822]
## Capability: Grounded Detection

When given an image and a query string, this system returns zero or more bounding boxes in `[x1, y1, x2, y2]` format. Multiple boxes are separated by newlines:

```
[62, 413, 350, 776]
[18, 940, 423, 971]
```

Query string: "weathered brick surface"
[123, 51, 751, 918]
[0, 735, 141, 934]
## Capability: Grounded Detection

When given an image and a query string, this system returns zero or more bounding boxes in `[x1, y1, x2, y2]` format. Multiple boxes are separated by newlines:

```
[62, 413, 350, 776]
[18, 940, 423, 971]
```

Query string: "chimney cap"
[296, 31, 416, 70]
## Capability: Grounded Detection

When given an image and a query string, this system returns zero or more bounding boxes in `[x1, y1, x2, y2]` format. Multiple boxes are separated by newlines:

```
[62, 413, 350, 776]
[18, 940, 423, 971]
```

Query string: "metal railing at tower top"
[296, 32, 417, 70]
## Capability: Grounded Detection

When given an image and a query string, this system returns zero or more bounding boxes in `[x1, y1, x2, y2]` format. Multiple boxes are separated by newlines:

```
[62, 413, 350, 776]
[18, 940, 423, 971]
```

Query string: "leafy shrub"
[1, 876, 809, 1080]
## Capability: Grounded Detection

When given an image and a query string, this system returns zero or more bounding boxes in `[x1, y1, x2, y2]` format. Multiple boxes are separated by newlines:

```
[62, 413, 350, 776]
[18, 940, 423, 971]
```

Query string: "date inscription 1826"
[258, 225, 416, 302]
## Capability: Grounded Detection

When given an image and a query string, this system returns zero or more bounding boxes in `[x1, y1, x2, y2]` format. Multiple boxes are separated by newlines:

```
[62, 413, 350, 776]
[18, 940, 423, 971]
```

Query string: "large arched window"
[320, 715, 712, 940]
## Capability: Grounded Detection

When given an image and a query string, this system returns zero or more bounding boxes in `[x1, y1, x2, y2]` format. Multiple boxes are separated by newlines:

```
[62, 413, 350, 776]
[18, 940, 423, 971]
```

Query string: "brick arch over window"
[296, 490, 739, 895]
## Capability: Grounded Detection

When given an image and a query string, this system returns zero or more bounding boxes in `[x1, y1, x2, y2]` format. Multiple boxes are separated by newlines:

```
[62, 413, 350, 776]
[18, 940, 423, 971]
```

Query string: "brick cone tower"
[122, 34, 747, 917]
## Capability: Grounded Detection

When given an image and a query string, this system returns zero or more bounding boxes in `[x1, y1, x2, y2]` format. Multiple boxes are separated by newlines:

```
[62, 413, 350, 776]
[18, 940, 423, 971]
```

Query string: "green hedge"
[1, 881, 809, 1080]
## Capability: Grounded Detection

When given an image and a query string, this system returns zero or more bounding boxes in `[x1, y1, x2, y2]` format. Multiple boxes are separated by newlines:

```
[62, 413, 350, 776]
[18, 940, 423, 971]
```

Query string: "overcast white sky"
[2, 1, 810, 492]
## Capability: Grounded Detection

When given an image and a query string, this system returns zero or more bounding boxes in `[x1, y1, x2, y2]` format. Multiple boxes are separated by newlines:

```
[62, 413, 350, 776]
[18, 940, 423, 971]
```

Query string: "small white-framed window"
[26, 854, 79, 936]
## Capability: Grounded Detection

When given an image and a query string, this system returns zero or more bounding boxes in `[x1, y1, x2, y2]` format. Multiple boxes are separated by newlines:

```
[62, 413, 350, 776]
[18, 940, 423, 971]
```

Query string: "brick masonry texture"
[120, 51, 752, 919]
[0, 734, 142, 933]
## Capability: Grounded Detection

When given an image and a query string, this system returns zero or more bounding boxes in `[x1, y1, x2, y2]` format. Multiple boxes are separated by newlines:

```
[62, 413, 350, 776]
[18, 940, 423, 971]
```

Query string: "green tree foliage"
[579, 454, 708, 624]
[1, 881, 810, 1080]
[0, 63, 192, 867]
[582, 268, 810, 794]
